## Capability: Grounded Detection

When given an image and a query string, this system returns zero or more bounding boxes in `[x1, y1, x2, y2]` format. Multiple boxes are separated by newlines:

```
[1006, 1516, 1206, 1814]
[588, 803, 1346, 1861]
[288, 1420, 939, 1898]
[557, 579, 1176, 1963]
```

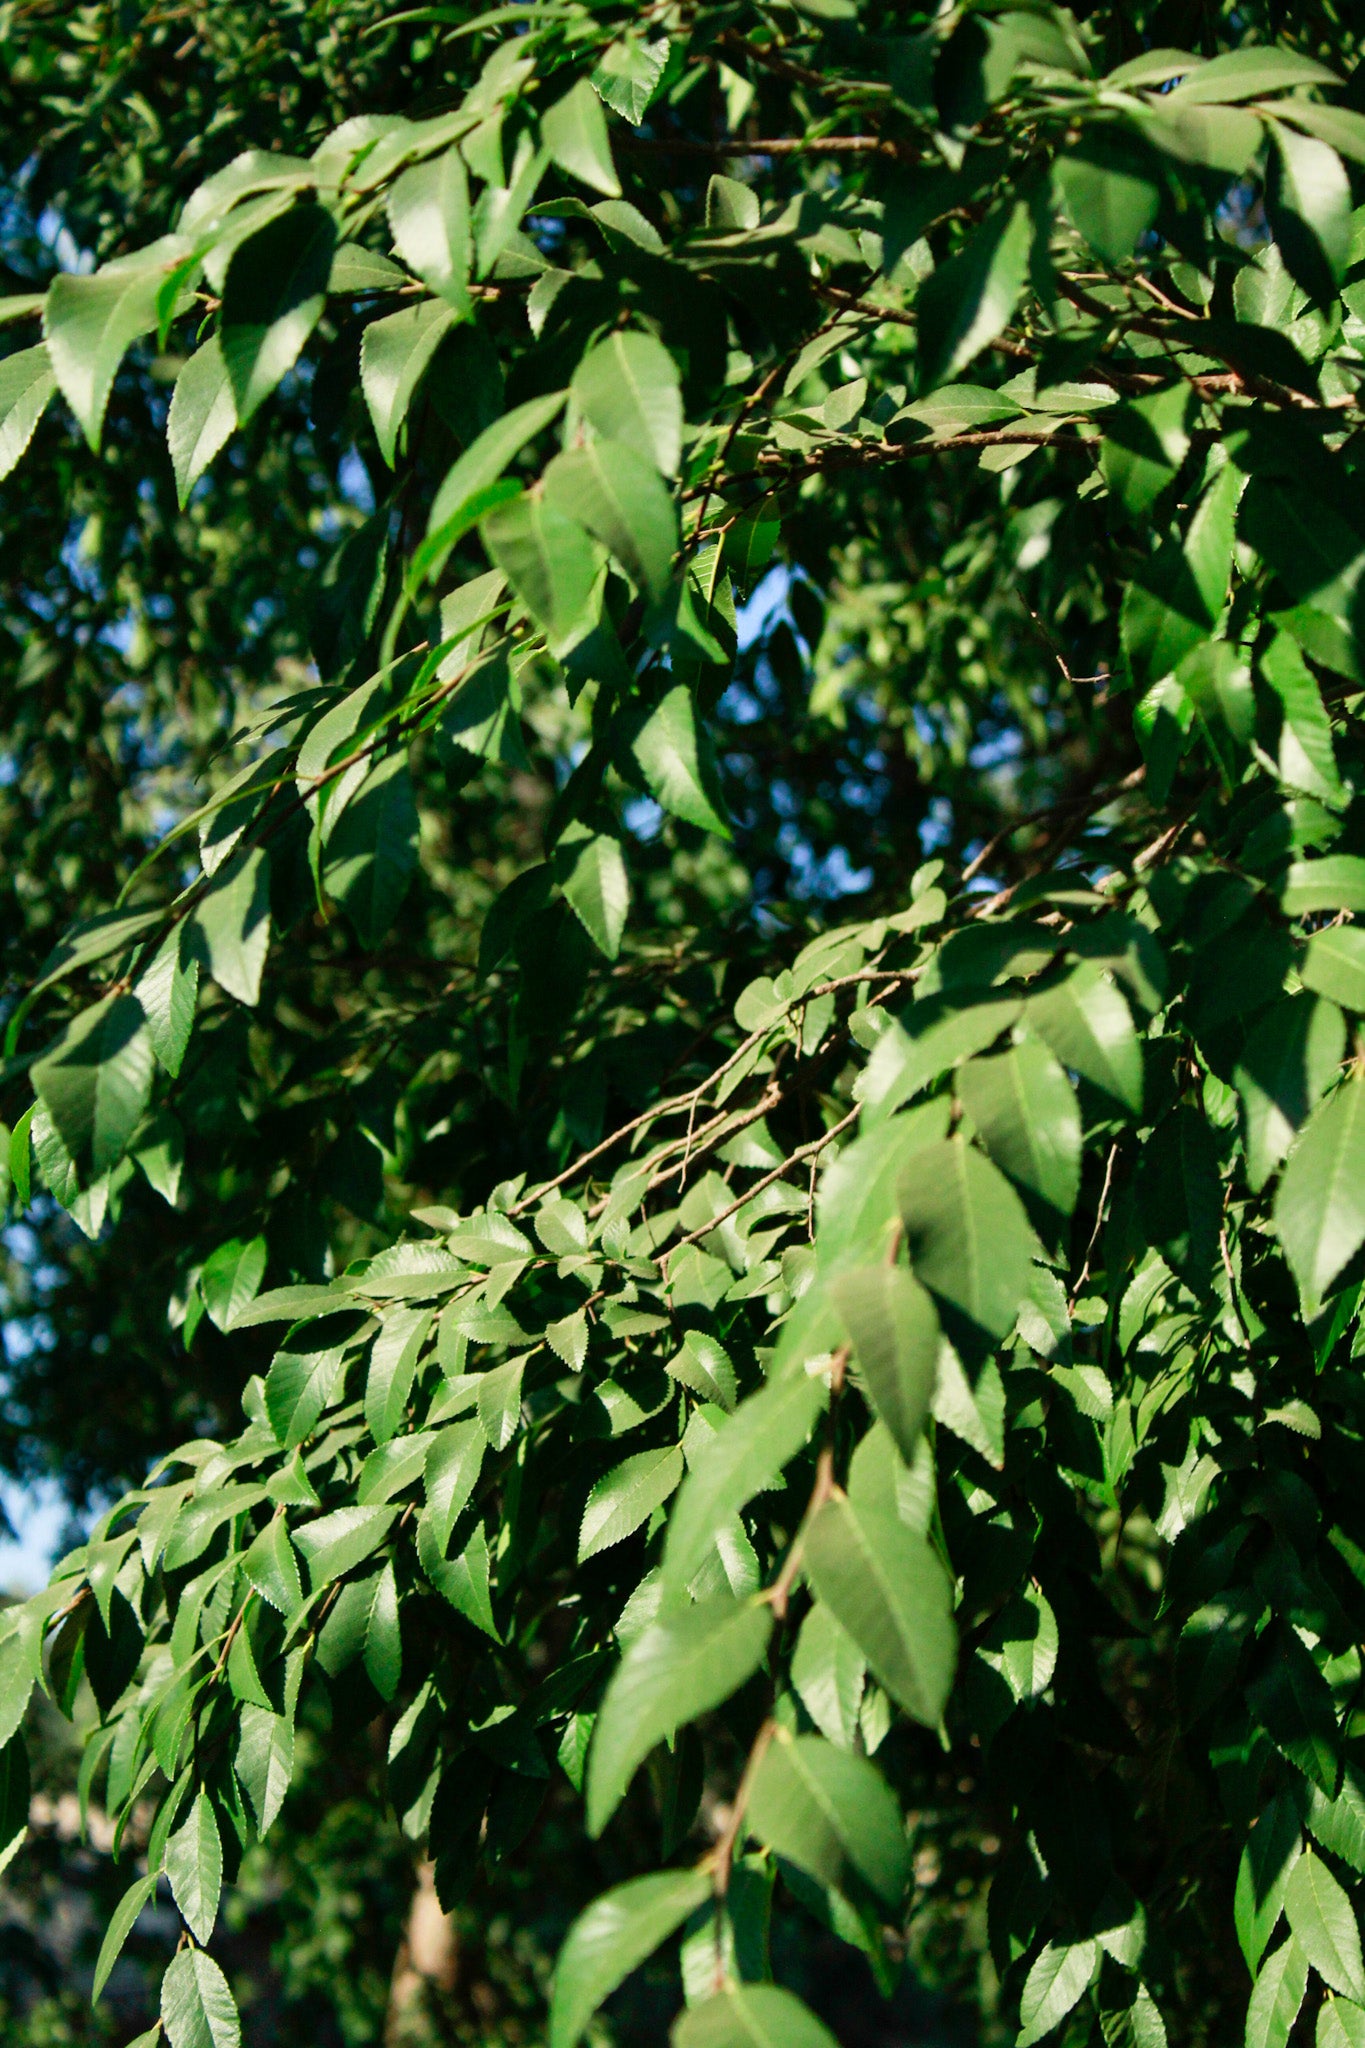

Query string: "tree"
[4, 3, 1365, 2044]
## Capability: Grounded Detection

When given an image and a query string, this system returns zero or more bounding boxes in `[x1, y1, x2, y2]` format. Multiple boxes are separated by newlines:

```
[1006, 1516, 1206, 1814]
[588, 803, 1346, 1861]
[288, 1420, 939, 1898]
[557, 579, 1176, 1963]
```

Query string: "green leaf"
[1308, 1766, 1365, 1876]
[421, 389, 568, 579]
[1320, 2000, 1365, 2048]
[161, 1946, 241, 2048]
[707, 174, 759, 232]
[1303, 930, 1365, 1014]
[365, 1306, 433, 1445]
[136, 928, 198, 1078]
[1245, 1939, 1309, 2048]
[544, 77, 621, 198]
[1018, 1940, 1098, 2047]
[580, 1445, 684, 1562]
[1248, 1629, 1340, 1794]
[243, 1515, 303, 1617]
[1170, 47, 1338, 100]
[419, 1516, 498, 1638]
[792, 1602, 865, 1750]
[549, 1868, 711, 2048]
[813, 1097, 952, 1274]
[477, 1354, 526, 1450]
[322, 753, 420, 947]
[220, 203, 335, 423]
[236, 1702, 295, 1836]
[1268, 124, 1351, 305]
[632, 685, 729, 837]
[93, 1872, 157, 2002]
[482, 491, 599, 654]
[915, 200, 1033, 393]
[586, 1597, 773, 1834]
[0, 343, 56, 479]
[855, 994, 1021, 1124]
[571, 331, 682, 477]
[1285, 1851, 1365, 2001]
[388, 146, 472, 310]
[188, 844, 272, 1006]
[1026, 962, 1143, 1114]
[830, 1266, 939, 1463]
[1262, 631, 1345, 809]
[747, 1726, 908, 1907]
[165, 1788, 223, 1944]
[897, 1136, 1036, 1344]
[672, 1985, 839, 2047]
[1274, 1076, 1365, 1317]
[977, 1584, 1058, 1704]
[1101, 385, 1192, 521]
[957, 1040, 1081, 1216]
[1236, 995, 1345, 1193]
[1236, 1794, 1302, 1974]
[592, 37, 669, 125]
[167, 336, 236, 505]
[0, 1732, 27, 1878]
[1055, 132, 1160, 264]
[803, 1493, 955, 1729]
[542, 440, 677, 604]
[32, 993, 154, 1176]
[554, 828, 630, 959]
[661, 1371, 826, 1597]
[666, 1332, 738, 1410]
[364, 1559, 402, 1699]
[44, 238, 184, 448]
[425, 1420, 485, 1551]
[361, 299, 457, 466]
[1284, 860, 1365, 918]
[293, 1505, 397, 1591]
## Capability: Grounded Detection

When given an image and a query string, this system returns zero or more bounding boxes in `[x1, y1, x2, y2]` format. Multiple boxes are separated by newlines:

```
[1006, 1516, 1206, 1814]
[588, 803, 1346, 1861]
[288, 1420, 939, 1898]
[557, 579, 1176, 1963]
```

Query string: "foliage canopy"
[6, 3, 1365, 2044]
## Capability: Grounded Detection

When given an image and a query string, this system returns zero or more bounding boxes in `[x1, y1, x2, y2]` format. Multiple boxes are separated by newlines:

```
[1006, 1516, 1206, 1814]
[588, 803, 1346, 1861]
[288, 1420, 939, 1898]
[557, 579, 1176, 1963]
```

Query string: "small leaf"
[549, 1868, 711, 2048]
[803, 1493, 956, 1729]
[93, 1871, 157, 2002]
[667, 1332, 738, 1411]
[322, 753, 420, 947]
[632, 686, 729, 837]
[0, 344, 56, 479]
[586, 1597, 773, 1834]
[165, 1789, 223, 1945]
[45, 239, 182, 448]
[293, 1505, 397, 1591]
[1274, 1077, 1365, 1317]
[831, 1266, 939, 1463]
[672, 1985, 839, 2047]
[1303, 930, 1365, 1015]
[1268, 124, 1352, 302]
[136, 928, 198, 1078]
[898, 1136, 1037, 1345]
[236, 1703, 295, 1836]
[1284, 1852, 1365, 2002]
[554, 829, 631, 960]
[542, 440, 677, 603]
[1026, 962, 1143, 1114]
[188, 844, 272, 1007]
[1018, 1939, 1097, 2047]
[747, 1726, 908, 1907]
[482, 491, 599, 654]
[915, 200, 1033, 392]
[580, 1445, 684, 1561]
[544, 78, 621, 198]
[0, 1733, 28, 1878]
[662, 1372, 826, 1597]
[791, 1602, 865, 1750]
[425, 1421, 485, 1551]
[168, 337, 236, 504]
[361, 299, 457, 467]
[388, 147, 472, 310]
[161, 1946, 241, 2048]
[958, 1039, 1082, 1216]
[32, 993, 154, 1177]
[1245, 1939, 1308, 2048]
[220, 203, 335, 423]
[571, 331, 682, 476]
[419, 388, 567, 581]
[1236, 995, 1345, 1193]
[707, 174, 759, 231]
[243, 1515, 303, 1617]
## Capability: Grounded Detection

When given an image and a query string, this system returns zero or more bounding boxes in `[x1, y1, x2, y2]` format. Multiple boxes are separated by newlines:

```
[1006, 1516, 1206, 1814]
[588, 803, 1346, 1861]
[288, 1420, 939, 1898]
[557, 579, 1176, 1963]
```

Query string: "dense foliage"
[7, 3, 1365, 2045]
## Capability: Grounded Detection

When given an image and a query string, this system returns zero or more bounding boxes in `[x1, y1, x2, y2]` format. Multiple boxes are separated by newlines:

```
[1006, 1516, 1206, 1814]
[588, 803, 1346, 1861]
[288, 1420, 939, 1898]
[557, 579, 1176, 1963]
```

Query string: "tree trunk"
[384, 1858, 459, 2047]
